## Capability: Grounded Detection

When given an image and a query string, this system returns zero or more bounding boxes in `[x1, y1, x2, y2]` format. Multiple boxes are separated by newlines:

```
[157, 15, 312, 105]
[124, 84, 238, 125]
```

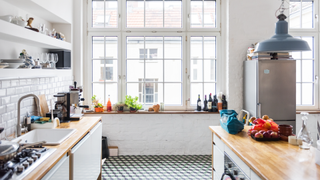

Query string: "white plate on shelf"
[0, 63, 9, 69]
[1, 59, 25, 63]
[5, 63, 24, 69]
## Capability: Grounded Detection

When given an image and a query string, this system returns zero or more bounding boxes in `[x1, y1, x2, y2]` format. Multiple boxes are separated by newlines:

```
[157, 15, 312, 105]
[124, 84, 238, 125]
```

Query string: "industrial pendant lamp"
[254, 0, 311, 52]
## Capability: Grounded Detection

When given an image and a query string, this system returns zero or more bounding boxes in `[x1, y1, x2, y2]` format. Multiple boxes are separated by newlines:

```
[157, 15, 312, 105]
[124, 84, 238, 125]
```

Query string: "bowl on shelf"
[0, 63, 9, 69]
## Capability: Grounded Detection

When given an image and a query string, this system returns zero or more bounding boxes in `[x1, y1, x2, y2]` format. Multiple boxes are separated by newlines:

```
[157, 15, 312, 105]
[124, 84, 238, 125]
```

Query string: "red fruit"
[255, 132, 263, 138]
[267, 130, 273, 134]
[247, 130, 252, 136]
[259, 130, 266, 134]
[251, 130, 258, 136]
[263, 132, 271, 138]
[271, 132, 278, 138]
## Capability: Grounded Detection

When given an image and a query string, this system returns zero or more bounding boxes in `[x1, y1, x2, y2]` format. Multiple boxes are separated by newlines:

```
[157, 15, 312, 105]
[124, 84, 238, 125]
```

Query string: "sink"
[12, 129, 77, 145]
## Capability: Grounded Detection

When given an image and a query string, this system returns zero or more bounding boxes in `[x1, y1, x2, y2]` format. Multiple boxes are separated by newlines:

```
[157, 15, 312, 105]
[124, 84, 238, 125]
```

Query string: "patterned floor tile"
[102, 155, 211, 180]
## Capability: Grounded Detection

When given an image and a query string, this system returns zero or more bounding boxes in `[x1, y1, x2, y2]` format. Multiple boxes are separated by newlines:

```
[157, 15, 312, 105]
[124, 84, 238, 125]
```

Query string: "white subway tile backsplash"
[0, 89, 6, 97]
[15, 87, 23, 94]
[11, 80, 19, 87]
[0, 106, 6, 114]
[6, 88, 16, 96]
[1, 81, 10, 88]
[1, 97, 10, 105]
[6, 104, 15, 112]
[19, 79, 27, 86]
[10, 95, 19, 104]
[23, 86, 30, 93]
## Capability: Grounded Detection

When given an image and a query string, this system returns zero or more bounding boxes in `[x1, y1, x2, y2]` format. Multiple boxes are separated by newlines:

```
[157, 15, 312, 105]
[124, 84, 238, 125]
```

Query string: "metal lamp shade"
[254, 20, 311, 52]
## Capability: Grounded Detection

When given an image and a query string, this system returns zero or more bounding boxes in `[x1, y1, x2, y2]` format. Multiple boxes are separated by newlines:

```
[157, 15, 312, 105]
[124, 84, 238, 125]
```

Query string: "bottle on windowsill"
[208, 93, 213, 112]
[197, 94, 201, 111]
[222, 94, 228, 109]
[203, 95, 208, 111]
[212, 95, 218, 112]
[107, 95, 112, 112]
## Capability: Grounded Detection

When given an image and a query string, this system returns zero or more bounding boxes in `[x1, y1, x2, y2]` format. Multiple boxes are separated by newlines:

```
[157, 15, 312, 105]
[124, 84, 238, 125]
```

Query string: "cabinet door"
[42, 154, 69, 180]
[89, 122, 102, 179]
[213, 146, 224, 180]
[71, 133, 91, 180]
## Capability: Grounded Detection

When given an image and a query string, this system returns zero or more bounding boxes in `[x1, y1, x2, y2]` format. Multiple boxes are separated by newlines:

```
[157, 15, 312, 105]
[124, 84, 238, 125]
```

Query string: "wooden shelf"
[3, 0, 72, 24]
[0, 19, 72, 50]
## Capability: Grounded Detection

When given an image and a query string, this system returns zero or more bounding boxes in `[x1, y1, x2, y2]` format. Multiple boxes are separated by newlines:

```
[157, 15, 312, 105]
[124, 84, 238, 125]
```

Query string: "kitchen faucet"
[17, 94, 41, 138]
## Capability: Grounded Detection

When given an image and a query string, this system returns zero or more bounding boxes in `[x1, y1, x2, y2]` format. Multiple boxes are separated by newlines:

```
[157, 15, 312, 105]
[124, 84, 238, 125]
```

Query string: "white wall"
[86, 114, 221, 155]
[226, 0, 280, 112]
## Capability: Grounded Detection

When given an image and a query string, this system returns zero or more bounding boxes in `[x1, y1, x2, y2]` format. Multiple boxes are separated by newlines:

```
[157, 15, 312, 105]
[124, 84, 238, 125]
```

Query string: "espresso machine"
[47, 82, 88, 122]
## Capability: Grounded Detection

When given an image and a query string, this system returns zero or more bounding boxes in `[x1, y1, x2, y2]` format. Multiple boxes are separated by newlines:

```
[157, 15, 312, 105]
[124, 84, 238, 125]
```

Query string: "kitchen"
[0, 0, 319, 180]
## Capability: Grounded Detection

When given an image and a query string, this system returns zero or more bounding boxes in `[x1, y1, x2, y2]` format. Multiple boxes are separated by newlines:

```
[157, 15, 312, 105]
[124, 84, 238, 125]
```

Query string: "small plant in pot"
[114, 102, 125, 113]
[125, 95, 142, 113]
[92, 95, 104, 112]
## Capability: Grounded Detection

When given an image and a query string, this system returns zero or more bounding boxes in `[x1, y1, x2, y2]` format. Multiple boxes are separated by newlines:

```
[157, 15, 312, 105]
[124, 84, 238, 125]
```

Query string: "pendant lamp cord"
[275, 0, 290, 18]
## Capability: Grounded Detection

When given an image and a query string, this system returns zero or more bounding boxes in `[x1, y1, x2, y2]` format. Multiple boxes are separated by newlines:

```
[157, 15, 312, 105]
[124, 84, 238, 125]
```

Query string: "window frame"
[85, 0, 223, 110]
[287, 0, 320, 111]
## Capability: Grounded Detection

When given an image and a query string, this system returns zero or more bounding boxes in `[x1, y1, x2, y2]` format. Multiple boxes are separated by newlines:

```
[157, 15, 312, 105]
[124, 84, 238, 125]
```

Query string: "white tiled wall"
[0, 76, 73, 139]
[86, 114, 221, 155]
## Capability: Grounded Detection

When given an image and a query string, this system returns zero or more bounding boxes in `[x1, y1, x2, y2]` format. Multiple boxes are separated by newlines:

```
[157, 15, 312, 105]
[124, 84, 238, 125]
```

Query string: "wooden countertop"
[23, 116, 102, 180]
[209, 126, 320, 180]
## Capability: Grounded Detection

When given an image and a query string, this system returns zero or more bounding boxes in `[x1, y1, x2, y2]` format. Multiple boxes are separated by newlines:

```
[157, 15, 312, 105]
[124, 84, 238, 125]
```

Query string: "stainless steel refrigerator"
[244, 60, 296, 133]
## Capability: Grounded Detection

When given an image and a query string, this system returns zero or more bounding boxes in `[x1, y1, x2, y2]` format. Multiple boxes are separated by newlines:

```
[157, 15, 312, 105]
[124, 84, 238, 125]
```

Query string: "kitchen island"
[24, 116, 102, 180]
[210, 126, 320, 180]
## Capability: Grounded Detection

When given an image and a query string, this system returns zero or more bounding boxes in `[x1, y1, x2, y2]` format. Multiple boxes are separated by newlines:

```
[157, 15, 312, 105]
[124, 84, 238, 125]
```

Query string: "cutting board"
[38, 94, 49, 117]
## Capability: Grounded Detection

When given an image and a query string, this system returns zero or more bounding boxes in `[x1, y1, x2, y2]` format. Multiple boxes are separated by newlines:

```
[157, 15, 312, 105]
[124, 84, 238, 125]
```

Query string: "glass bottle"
[107, 95, 112, 112]
[297, 112, 313, 150]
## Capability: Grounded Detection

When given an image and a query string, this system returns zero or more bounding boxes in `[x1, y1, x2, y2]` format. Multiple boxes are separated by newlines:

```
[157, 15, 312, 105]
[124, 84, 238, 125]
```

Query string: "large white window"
[87, 0, 221, 110]
[289, 0, 320, 110]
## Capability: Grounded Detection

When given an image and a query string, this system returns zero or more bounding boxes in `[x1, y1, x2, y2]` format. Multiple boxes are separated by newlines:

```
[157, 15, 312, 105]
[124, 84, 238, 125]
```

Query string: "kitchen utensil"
[39, 94, 49, 117]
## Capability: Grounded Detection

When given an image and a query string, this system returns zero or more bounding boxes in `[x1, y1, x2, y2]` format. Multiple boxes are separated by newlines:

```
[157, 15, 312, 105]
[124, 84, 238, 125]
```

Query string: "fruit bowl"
[250, 134, 280, 141]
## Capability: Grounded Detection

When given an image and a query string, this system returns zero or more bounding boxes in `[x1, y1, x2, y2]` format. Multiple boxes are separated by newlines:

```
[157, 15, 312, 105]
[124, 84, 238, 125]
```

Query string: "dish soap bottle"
[297, 112, 313, 150]
[107, 95, 112, 112]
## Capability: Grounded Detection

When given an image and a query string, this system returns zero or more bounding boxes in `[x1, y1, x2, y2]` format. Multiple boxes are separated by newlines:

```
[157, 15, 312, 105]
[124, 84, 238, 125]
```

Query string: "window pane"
[105, 37, 118, 59]
[127, 60, 144, 82]
[145, 37, 163, 58]
[93, 83, 105, 104]
[204, 83, 216, 102]
[127, 37, 144, 59]
[301, 2, 313, 28]
[204, 1, 215, 28]
[127, 83, 141, 100]
[289, 2, 301, 28]
[146, 60, 163, 82]
[296, 60, 301, 82]
[302, 83, 313, 105]
[190, 83, 202, 105]
[191, 37, 203, 59]
[301, 36, 313, 59]
[297, 83, 301, 105]
[204, 60, 215, 82]
[164, 1, 182, 28]
[204, 37, 216, 59]
[301, 60, 313, 82]
[164, 60, 181, 82]
[289, 0, 314, 29]
[92, 0, 118, 28]
[105, 83, 118, 104]
[127, 1, 144, 28]
[190, 1, 202, 28]
[191, 60, 203, 82]
[164, 37, 182, 59]
[145, 1, 163, 27]
[164, 83, 181, 105]
[92, 37, 104, 59]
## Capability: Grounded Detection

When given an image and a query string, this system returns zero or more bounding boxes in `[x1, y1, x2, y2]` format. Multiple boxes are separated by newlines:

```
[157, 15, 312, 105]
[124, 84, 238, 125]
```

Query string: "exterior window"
[190, 36, 216, 105]
[289, 0, 314, 29]
[127, 0, 182, 28]
[92, 0, 118, 28]
[88, 0, 221, 110]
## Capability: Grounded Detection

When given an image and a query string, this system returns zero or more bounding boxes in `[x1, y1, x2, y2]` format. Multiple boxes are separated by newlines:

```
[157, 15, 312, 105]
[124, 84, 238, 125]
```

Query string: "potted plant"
[92, 95, 104, 112]
[114, 102, 125, 113]
[124, 95, 142, 113]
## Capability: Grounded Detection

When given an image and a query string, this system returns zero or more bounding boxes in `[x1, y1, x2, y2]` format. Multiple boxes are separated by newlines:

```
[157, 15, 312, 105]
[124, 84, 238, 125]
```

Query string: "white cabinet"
[70, 122, 102, 180]
[213, 146, 224, 180]
[42, 154, 69, 180]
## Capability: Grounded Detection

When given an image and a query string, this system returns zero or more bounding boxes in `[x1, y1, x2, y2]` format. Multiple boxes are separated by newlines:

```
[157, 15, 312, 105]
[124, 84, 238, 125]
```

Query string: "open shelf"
[0, 19, 72, 50]
[0, 69, 72, 78]
[3, 0, 72, 24]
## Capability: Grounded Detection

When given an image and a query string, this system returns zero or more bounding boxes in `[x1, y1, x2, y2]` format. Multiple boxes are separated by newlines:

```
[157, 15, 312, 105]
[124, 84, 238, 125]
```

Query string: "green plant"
[92, 95, 102, 107]
[125, 95, 142, 110]
[91, 95, 96, 102]
[95, 103, 103, 108]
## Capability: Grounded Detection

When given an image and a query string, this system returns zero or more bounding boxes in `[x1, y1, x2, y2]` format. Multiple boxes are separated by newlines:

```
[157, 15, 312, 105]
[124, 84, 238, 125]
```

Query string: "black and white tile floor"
[102, 155, 211, 180]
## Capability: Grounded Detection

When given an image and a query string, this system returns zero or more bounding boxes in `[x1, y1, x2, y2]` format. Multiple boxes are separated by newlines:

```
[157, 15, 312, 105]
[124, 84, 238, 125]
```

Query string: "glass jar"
[297, 112, 313, 149]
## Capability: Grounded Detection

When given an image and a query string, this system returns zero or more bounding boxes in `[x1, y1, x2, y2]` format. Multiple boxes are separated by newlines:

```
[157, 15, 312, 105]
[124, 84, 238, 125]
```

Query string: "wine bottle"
[107, 95, 112, 112]
[203, 95, 208, 111]
[222, 94, 228, 109]
[197, 94, 201, 111]
[212, 95, 218, 112]
[208, 93, 213, 112]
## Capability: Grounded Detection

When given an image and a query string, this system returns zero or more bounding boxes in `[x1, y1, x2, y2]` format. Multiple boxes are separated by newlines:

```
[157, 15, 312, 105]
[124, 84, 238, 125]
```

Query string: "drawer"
[224, 145, 250, 178]
[213, 134, 224, 151]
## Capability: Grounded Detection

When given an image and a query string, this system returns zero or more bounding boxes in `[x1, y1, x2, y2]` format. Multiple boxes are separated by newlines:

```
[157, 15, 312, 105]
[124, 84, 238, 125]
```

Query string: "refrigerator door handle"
[257, 103, 261, 118]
